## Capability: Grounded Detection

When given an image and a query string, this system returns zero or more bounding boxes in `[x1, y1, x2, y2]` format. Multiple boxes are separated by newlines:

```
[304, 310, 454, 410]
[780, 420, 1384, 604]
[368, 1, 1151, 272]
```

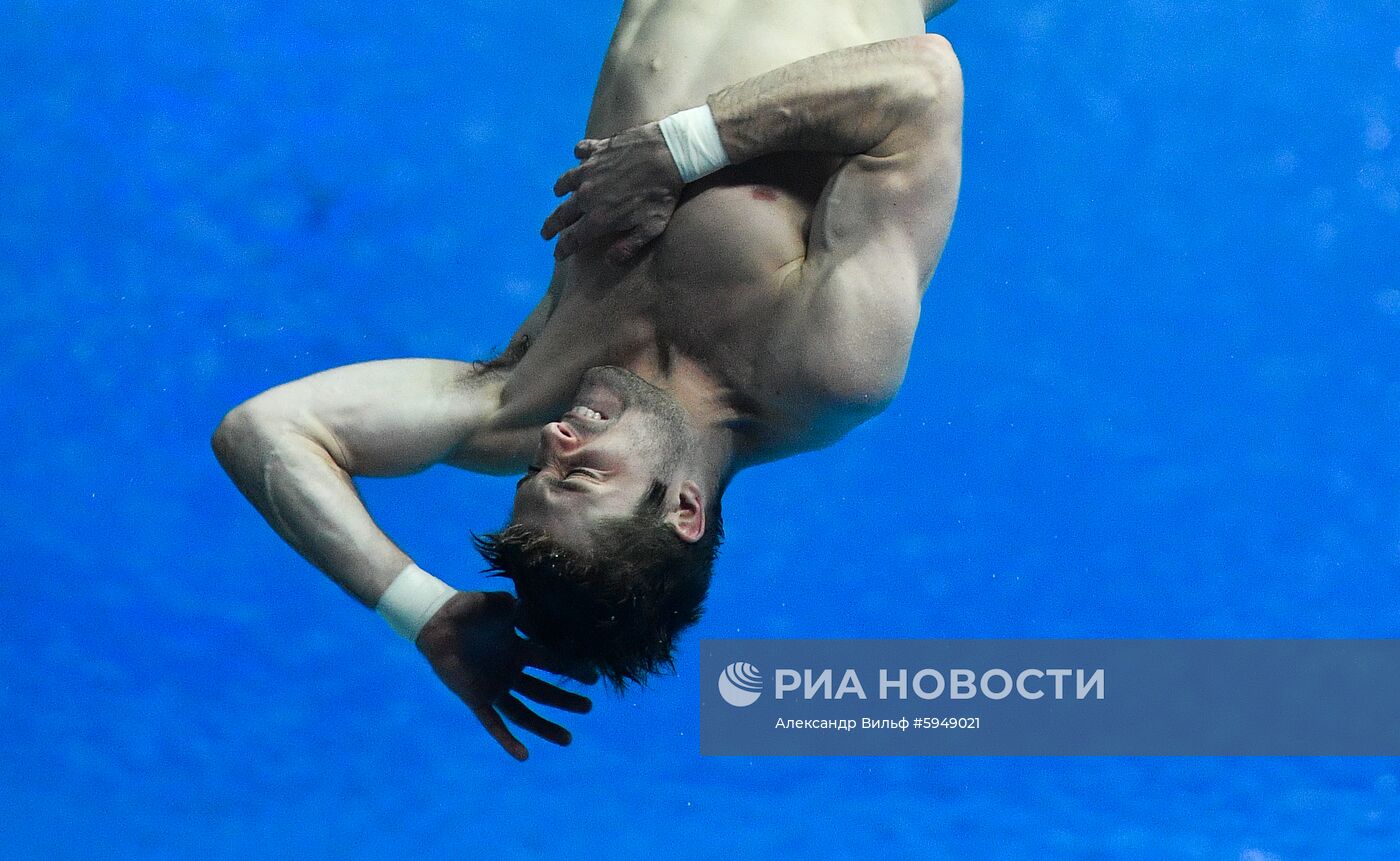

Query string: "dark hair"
[473, 481, 722, 690]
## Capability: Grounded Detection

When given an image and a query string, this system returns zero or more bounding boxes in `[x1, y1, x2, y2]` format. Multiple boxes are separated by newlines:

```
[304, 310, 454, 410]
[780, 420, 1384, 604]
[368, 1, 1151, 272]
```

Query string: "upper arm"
[780, 35, 963, 405]
[228, 358, 507, 478]
[224, 284, 556, 478]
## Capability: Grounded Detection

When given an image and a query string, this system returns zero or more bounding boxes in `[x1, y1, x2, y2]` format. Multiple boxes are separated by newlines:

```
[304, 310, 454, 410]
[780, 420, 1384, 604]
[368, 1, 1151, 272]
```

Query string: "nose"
[543, 421, 582, 454]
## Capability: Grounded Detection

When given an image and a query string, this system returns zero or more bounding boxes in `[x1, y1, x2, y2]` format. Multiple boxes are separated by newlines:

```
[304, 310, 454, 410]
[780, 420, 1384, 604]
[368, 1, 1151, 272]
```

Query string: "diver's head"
[476, 365, 724, 689]
[509, 365, 710, 547]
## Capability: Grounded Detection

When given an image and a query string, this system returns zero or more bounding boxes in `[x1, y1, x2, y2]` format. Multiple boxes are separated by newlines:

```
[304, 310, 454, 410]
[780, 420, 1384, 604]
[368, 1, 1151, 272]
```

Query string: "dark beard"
[581, 365, 695, 472]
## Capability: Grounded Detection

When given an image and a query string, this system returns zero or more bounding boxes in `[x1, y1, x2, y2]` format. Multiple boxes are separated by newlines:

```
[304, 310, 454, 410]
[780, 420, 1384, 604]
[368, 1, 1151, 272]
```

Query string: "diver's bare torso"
[212, 0, 959, 759]
[487, 0, 939, 466]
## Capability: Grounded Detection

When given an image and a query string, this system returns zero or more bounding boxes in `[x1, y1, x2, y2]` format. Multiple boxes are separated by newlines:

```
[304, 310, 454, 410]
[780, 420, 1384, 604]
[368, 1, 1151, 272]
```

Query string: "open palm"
[415, 590, 597, 761]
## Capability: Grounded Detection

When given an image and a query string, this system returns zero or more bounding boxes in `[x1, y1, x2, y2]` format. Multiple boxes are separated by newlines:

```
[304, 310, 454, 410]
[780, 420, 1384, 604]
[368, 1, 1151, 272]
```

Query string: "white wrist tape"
[375, 563, 456, 642]
[658, 104, 731, 183]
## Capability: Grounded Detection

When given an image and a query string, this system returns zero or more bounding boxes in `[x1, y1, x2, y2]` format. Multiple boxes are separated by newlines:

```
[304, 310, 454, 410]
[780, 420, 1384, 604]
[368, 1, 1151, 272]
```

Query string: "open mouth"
[576, 368, 629, 420]
[561, 404, 611, 433]
[569, 405, 607, 422]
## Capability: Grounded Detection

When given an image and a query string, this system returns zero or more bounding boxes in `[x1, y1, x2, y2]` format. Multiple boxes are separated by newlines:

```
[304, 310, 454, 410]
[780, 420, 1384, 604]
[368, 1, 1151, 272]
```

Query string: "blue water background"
[3, 0, 1398, 857]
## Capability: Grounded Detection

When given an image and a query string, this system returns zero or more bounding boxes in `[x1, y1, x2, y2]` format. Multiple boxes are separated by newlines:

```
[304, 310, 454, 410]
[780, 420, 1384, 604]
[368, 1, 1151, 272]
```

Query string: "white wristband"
[375, 563, 457, 642]
[658, 104, 731, 183]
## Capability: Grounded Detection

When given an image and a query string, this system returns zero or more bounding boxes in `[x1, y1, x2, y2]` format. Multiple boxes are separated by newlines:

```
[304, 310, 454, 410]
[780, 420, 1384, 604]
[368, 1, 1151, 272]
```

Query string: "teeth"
[572, 406, 604, 421]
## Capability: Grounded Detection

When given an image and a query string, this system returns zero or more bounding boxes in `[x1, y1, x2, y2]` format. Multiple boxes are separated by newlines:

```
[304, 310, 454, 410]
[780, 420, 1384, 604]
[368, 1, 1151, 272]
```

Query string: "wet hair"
[473, 481, 723, 690]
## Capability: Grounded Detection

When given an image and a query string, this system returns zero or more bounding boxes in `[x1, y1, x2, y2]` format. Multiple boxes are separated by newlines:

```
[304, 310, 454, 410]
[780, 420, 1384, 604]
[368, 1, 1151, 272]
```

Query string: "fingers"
[541, 196, 583, 240]
[523, 641, 600, 685]
[513, 672, 593, 714]
[498, 694, 572, 747]
[543, 139, 601, 245]
[553, 165, 585, 197]
[472, 704, 529, 762]
[552, 216, 607, 261]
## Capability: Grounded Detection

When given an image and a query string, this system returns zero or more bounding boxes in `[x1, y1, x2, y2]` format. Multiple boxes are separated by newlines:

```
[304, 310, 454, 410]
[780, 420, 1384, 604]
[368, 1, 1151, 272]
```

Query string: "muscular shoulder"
[795, 323, 914, 422]
[738, 355, 906, 465]
[770, 256, 921, 412]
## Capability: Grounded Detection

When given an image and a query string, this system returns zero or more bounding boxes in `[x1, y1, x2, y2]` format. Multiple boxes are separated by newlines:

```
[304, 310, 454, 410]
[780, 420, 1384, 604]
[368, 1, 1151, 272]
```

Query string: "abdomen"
[585, 0, 925, 137]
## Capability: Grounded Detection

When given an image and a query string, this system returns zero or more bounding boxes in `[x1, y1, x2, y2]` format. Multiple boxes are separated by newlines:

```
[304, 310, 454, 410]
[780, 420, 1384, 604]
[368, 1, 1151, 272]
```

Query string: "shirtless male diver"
[213, 0, 963, 760]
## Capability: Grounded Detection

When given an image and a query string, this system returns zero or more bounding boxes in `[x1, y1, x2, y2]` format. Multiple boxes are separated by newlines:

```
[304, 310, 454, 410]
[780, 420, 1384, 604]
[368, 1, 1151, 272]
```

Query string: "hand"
[415, 590, 597, 761]
[541, 122, 685, 265]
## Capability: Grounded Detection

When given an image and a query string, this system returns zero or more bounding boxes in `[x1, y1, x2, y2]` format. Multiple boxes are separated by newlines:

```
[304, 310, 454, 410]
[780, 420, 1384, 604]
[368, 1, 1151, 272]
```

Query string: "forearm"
[213, 404, 412, 608]
[542, 35, 957, 261]
[708, 35, 953, 163]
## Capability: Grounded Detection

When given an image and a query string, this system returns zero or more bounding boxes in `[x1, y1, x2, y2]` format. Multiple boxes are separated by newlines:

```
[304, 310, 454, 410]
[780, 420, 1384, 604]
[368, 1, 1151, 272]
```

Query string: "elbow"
[874, 34, 962, 136]
[211, 399, 278, 470]
[213, 394, 345, 476]
[905, 33, 963, 105]
[911, 32, 958, 70]
[211, 403, 252, 469]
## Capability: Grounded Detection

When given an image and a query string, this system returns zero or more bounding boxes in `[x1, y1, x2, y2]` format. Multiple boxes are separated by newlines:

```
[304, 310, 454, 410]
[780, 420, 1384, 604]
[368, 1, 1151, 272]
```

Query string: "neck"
[622, 352, 744, 494]
[486, 317, 761, 477]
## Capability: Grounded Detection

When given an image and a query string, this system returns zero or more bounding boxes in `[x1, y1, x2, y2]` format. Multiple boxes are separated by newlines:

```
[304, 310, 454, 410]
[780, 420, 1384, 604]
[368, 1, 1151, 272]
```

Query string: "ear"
[667, 480, 706, 544]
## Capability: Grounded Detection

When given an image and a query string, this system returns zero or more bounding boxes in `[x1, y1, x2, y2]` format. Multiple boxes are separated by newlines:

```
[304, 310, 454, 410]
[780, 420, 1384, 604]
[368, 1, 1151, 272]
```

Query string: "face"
[510, 366, 695, 550]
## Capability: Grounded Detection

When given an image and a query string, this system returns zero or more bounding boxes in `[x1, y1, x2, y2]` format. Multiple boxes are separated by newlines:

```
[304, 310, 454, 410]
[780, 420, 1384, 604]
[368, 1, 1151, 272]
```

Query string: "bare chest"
[498, 155, 840, 451]
[552, 153, 834, 384]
